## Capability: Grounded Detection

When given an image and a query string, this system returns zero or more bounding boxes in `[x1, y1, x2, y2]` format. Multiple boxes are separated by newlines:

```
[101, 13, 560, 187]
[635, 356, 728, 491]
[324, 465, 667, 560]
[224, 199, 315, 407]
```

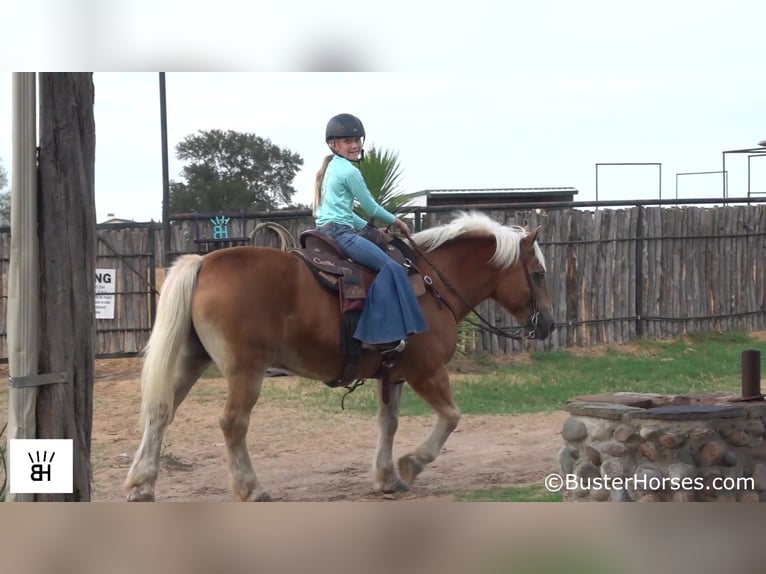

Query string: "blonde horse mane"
[412, 211, 546, 271]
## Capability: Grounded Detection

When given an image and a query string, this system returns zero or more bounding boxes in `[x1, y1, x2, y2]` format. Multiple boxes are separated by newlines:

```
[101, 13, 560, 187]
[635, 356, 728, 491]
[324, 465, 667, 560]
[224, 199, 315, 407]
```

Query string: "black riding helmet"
[325, 113, 365, 142]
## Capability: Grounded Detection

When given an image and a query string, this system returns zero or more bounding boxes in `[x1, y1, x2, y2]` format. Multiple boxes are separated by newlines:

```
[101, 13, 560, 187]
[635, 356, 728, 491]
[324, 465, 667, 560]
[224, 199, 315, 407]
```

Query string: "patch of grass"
[259, 378, 441, 416]
[450, 331, 763, 414]
[453, 484, 562, 502]
[187, 381, 225, 402]
[482, 546, 616, 574]
[201, 364, 222, 379]
[260, 331, 764, 416]
[685, 330, 755, 345]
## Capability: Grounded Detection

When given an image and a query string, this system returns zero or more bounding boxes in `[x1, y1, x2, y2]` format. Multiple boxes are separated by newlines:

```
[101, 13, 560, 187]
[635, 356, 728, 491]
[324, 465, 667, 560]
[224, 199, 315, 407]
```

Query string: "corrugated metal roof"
[423, 187, 578, 195]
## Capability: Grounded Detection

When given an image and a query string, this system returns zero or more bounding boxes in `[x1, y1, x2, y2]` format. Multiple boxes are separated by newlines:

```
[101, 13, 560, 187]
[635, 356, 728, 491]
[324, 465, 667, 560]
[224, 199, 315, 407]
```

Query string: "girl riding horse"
[313, 113, 427, 352]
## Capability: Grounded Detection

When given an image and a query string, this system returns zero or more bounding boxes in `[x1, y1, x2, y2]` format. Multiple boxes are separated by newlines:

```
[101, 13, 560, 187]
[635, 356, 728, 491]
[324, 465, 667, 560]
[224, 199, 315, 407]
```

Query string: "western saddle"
[291, 226, 425, 391]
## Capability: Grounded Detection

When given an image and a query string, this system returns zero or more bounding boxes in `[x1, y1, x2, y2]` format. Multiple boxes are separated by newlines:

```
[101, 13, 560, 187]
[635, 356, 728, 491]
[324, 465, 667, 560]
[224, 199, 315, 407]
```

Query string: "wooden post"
[565, 212, 578, 347]
[634, 206, 645, 338]
[35, 73, 97, 501]
[742, 350, 762, 399]
[6, 73, 39, 502]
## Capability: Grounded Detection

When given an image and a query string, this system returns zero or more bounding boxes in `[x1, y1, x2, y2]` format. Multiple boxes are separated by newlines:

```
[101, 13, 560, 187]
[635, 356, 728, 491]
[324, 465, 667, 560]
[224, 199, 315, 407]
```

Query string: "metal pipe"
[594, 162, 662, 206]
[168, 195, 766, 221]
[675, 171, 728, 200]
[159, 73, 171, 267]
[595, 163, 598, 205]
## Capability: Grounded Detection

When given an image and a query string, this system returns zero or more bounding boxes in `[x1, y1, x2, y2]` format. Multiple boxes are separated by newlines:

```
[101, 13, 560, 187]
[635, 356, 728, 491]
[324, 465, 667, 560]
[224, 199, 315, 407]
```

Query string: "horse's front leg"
[373, 380, 409, 493]
[397, 365, 460, 486]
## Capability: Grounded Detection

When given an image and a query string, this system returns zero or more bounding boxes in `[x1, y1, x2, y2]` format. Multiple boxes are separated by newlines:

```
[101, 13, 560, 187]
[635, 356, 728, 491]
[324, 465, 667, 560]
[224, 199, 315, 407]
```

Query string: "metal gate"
[0, 222, 159, 361]
[94, 222, 158, 358]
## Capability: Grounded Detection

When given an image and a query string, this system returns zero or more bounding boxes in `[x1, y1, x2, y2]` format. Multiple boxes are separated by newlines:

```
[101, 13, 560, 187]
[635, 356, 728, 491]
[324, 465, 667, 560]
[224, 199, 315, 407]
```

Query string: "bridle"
[402, 230, 544, 341]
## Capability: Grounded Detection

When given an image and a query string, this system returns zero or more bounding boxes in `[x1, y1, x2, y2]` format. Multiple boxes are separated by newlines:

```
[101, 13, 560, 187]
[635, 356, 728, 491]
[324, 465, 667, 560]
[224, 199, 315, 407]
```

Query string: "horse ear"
[526, 226, 542, 244]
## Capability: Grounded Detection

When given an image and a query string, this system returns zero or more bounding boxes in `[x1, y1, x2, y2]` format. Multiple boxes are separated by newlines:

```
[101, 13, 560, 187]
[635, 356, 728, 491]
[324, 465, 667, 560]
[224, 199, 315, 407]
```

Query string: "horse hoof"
[126, 486, 155, 502]
[381, 479, 410, 494]
[245, 491, 272, 502]
[397, 454, 424, 485]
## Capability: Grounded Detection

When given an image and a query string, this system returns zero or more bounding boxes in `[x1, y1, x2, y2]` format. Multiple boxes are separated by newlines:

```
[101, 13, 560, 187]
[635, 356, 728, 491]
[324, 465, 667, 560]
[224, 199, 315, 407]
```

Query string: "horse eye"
[533, 271, 545, 281]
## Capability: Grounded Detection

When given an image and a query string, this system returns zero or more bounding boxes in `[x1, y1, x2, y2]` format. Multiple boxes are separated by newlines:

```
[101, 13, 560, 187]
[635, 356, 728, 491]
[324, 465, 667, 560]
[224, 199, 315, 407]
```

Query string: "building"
[100, 213, 135, 225]
[424, 187, 578, 208]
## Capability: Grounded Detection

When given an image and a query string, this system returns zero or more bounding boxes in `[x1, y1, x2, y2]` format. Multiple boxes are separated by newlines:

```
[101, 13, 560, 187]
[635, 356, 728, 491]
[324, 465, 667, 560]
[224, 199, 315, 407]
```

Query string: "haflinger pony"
[124, 212, 555, 501]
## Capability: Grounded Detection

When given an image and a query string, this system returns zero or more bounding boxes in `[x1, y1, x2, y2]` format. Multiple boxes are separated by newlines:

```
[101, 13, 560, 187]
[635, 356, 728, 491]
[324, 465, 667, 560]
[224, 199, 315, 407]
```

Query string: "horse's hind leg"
[397, 365, 461, 487]
[373, 381, 410, 493]
[124, 346, 210, 501]
[219, 368, 271, 501]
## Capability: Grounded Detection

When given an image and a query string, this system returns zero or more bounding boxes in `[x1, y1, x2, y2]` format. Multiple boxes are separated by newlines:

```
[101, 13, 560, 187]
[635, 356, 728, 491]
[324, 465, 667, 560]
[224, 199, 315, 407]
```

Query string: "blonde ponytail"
[313, 154, 334, 215]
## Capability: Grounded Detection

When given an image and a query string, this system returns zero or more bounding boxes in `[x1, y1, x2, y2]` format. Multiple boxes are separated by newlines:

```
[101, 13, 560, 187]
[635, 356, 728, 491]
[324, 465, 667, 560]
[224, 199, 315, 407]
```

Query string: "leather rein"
[401, 230, 542, 341]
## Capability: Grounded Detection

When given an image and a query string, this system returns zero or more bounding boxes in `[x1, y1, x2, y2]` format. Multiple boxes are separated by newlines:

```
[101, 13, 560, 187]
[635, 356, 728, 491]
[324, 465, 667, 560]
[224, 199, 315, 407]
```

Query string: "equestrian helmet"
[325, 113, 365, 142]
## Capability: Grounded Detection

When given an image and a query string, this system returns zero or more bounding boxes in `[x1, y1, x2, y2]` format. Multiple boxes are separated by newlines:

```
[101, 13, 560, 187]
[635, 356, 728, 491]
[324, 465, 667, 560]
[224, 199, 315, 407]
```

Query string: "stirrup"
[361, 339, 406, 353]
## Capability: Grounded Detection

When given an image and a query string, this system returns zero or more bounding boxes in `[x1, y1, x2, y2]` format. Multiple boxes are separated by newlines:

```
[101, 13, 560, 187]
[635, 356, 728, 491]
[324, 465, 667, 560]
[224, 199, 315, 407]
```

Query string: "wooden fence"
[456, 204, 766, 353]
[166, 212, 315, 258]
[0, 204, 764, 359]
[94, 224, 158, 357]
[0, 222, 158, 360]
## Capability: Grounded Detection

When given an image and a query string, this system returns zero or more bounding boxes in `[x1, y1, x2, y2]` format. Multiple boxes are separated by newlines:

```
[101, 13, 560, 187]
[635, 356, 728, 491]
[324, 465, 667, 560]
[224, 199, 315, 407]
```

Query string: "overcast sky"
[1, 1, 764, 222]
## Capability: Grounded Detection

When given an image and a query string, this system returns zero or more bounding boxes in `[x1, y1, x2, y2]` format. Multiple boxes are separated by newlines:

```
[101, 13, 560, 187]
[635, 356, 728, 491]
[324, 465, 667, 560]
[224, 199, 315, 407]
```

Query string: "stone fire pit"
[559, 392, 766, 502]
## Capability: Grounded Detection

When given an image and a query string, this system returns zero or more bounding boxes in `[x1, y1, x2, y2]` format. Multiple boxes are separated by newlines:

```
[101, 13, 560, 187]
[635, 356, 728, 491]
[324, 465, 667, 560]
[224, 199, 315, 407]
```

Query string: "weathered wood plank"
[36, 72, 96, 501]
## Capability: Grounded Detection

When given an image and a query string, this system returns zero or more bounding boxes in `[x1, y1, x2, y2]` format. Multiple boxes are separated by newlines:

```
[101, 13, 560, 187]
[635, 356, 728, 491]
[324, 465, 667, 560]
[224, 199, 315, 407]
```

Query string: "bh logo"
[29, 450, 55, 481]
[211, 215, 231, 240]
[9, 439, 73, 494]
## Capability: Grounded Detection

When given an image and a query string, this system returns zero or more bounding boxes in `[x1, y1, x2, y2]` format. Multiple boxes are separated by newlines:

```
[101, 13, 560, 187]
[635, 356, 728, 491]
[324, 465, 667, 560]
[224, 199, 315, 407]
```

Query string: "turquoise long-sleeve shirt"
[315, 155, 396, 230]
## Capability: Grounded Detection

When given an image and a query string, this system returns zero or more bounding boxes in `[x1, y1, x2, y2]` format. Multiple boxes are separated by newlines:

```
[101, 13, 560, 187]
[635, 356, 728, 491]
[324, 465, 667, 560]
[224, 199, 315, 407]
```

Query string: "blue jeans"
[317, 222, 391, 271]
[316, 223, 428, 343]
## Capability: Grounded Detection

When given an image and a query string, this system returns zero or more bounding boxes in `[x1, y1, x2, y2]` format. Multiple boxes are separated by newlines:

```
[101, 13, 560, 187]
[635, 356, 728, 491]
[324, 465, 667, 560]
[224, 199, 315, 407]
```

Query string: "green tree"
[0, 159, 9, 226]
[170, 129, 304, 213]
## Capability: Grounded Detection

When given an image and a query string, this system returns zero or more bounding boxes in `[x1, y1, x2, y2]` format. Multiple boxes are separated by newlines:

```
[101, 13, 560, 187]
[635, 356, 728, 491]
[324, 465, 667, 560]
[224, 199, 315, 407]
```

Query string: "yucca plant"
[358, 147, 480, 355]
[357, 147, 425, 215]
[455, 320, 478, 357]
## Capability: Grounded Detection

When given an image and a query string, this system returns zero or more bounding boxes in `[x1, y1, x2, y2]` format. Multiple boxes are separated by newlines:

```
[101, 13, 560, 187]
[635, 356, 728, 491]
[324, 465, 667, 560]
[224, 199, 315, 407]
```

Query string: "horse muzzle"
[525, 309, 556, 340]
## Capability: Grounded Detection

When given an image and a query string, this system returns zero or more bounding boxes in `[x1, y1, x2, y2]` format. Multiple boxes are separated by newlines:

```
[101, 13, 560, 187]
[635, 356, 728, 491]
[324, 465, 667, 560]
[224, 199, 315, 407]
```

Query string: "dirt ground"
[7, 334, 765, 502]
[86, 358, 567, 502]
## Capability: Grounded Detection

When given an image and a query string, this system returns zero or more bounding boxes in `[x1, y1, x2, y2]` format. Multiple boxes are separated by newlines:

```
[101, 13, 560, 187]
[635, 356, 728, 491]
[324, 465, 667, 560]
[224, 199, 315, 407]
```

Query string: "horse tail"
[140, 254, 204, 427]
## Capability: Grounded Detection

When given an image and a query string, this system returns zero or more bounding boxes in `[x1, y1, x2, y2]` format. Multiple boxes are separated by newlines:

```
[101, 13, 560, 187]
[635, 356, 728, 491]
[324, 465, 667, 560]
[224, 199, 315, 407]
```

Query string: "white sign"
[95, 268, 116, 319]
[9, 439, 74, 494]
